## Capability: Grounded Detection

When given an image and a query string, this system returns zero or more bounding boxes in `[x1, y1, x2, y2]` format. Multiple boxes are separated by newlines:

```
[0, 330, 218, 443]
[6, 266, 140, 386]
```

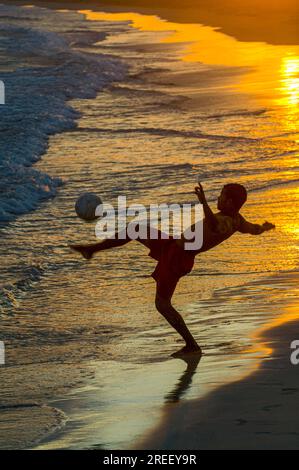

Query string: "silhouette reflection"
[164, 353, 201, 403]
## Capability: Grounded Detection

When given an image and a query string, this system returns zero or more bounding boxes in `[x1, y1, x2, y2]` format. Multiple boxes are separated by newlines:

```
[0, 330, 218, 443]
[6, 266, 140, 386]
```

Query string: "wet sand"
[136, 295, 299, 450]
[3, 1, 299, 450]
[30, 271, 299, 450]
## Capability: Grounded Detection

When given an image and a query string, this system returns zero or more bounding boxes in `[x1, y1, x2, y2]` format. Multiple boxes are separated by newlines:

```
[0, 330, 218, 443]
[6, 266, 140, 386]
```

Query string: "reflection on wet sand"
[164, 355, 201, 404]
[2, 1, 298, 451]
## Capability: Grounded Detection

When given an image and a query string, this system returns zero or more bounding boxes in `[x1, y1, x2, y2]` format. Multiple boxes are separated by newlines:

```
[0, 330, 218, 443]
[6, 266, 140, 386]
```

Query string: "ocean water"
[0, 3, 298, 449]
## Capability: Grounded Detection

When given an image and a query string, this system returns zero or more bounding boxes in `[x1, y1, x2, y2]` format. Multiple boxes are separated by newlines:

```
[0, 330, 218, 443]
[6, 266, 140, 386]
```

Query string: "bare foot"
[171, 344, 202, 358]
[70, 244, 93, 260]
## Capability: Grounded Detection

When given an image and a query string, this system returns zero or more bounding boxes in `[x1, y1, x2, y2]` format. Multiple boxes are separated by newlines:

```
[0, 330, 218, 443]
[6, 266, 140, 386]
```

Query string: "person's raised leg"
[70, 228, 131, 260]
[70, 224, 167, 259]
[155, 282, 202, 357]
[136, 224, 170, 251]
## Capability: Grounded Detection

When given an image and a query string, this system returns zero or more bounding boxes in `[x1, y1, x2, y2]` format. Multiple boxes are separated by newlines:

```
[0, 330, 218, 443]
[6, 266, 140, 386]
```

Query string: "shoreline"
[135, 288, 299, 449]
[4, 0, 299, 45]
[32, 269, 299, 450]
[2, 1, 298, 451]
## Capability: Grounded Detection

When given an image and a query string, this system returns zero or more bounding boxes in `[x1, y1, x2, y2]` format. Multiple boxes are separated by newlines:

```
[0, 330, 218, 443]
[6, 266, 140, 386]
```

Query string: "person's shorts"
[148, 236, 195, 299]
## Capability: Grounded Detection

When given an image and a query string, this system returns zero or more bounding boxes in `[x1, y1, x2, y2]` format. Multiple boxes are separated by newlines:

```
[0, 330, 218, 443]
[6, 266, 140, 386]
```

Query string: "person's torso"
[177, 212, 241, 254]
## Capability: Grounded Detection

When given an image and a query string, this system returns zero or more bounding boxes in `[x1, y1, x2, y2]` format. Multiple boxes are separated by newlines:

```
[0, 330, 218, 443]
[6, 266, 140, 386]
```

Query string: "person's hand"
[194, 183, 206, 204]
[262, 221, 275, 231]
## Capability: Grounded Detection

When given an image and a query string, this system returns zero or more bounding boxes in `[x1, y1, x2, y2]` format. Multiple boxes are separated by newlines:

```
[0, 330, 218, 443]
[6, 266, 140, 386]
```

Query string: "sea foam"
[0, 4, 127, 225]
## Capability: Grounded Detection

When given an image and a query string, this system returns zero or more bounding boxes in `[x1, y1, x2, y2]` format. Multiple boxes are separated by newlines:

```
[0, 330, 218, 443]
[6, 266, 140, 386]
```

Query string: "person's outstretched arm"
[238, 215, 275, 235]
[194, 183, 218, 232]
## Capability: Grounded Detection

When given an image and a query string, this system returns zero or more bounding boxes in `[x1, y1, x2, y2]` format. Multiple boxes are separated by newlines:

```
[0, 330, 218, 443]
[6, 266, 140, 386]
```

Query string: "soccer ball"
[75, 192, 103, 221]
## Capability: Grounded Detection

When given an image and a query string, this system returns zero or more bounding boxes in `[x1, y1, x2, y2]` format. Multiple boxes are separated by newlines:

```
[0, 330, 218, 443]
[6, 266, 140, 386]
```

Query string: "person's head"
[217, 183, 247, 215]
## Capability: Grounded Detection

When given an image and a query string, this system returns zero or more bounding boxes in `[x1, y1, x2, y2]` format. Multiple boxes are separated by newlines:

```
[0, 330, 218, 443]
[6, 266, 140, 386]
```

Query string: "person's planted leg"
[155, 284, 202, 357]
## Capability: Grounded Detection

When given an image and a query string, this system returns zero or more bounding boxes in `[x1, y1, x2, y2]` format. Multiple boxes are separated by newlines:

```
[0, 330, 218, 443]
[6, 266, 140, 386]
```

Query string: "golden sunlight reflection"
[281, 187, 299, 241]
[80, 10, 299, 110]
[249, 300, 299, 359]
[276, 55, 299, 109]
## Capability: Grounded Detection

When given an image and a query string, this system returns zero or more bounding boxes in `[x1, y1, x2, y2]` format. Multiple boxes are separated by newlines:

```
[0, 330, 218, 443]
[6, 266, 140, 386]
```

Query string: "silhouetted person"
[71, 183, 275, 357]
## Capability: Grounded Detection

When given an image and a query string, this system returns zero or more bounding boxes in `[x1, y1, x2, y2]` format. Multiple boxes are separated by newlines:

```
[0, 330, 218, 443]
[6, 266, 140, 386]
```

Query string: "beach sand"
[136, 295, 299, 450]
[31, 268, 299, 450]
[1, 1, 298, 450]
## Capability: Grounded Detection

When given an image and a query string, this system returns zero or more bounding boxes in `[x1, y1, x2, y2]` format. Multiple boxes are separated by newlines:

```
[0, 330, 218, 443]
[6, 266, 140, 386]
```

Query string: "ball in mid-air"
[75, 192, 103, 221]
